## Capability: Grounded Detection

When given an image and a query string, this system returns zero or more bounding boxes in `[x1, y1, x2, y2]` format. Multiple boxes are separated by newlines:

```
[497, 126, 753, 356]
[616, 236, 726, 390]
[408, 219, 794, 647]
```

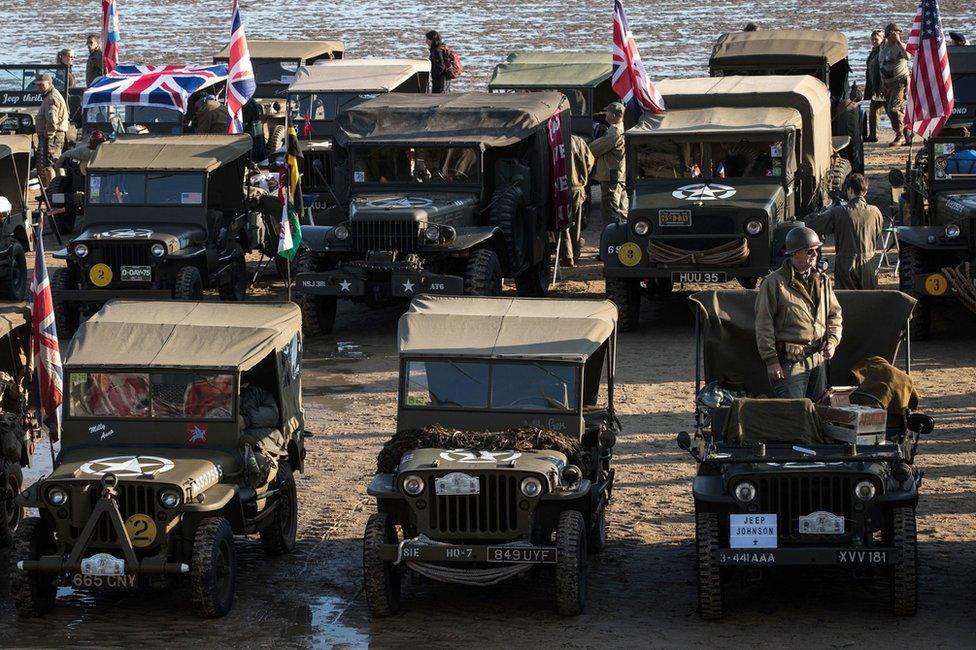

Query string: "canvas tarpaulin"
[89, 134, 252, 172]
[710, 30, 849, 68]
[725, 397, 825, 444]
[489, 51, 612, 89]
[288, 59, 430, 93]
[215, 40, 344, 61]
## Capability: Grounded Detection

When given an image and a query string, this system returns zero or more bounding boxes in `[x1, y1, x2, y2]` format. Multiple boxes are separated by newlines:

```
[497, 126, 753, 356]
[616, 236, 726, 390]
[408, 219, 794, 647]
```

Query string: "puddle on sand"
[308, 594, 371, 649]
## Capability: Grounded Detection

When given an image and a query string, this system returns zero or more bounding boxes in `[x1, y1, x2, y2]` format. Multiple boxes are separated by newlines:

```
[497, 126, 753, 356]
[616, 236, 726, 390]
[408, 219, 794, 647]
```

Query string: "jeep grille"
[94, 243, 152, 283]
[350, 219, 422, 253]
[300, 150, 333, 192]
[752, 475, 857, 542]
[87, 483, 160, 546]
[429, 474, 520, 535]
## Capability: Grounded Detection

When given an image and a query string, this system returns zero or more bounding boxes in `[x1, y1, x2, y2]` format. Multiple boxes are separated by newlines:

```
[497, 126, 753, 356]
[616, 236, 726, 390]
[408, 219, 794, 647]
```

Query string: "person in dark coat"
[864, 30, 884, 143]
[85, 34, 104, 86]
[426, 30, 450, 93]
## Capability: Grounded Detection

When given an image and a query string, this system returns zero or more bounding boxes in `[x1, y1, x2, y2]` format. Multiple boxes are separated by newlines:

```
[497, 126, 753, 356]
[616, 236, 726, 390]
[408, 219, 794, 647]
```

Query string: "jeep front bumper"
[717, 546, 896, 566]
[296, 267, 464, 298]
[379, 541, 557, 565]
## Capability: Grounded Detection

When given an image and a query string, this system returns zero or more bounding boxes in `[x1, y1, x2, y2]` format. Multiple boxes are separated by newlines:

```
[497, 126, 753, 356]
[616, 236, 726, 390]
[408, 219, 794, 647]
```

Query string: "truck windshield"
[404, 360, 578, 412]
[89, 172, 205, 205]
[0, 65, 67, 94]
[353, 147, 480, 184]
[934, 142, 976, 179]
[251, 59, 299, 85]
[84, 105, 183, 127]
[634, 137, 787, 180]
[69, 371, 234, 419]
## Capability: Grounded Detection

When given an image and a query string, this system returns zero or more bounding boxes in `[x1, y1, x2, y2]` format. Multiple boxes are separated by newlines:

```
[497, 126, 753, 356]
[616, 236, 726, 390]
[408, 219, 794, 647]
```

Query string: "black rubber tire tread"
[50, 267, 79, 340]
[46, 176, 76, 233]
[891, 507, 918, 617]
[487, 184, 525, 272]
[605, 276, 641, 331]
[514, 238, 551, 298]
[268, 124, 287, 154]
[190, 517, 236, 618]
[259, 461, 298, 556]
[294, 251, 337, 336]
[173, 266, 204, 301]
[363, 512, 401, 617]
[587, 506, 607, 554]
[9, 516, 58, 617]
[0, 240, 28, 300]
[696, 511, 724, 620]
[1, 462, 24, 546]
[464, 249, 503, 296]
[829, 157, 853, 196]
[898, 244, 932, 340]
[555, 510, 587, 616]
[218, 244, 248, 301]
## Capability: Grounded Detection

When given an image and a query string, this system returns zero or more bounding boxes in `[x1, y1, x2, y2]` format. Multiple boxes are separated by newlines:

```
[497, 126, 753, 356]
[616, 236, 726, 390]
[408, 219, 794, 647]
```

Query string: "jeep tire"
[514, 237, 552, 297]
[1, 462, 24, 546]
[268, 124, 287, 154]
[696, 511, 724, 620]
[9, 517, 58, 617]
[259, 461, 298, 556]
[898, 243, 932, 340]
[190, 517, 236, 618]
[294, 251, 337, 336]
[46, 175, 77, 233]
[363, 512, 401, 617]
[218, 244, 248, 301]
[464, 249, 503, 296]
[488, 185, 526, 273]
[587, 506, 607, 554]
[555, 510, 587, 616]
[0, 240, 28, 300]
[890, 507, 918, 617]
[829, 157, 853, 198]
[606, 276, 641, 331]
[174, 266, 204, 301]
[50, 267, 79, 339]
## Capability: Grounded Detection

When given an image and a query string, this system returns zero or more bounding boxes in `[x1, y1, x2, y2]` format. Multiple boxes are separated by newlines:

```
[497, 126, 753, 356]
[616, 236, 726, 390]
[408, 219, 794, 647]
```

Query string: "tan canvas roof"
[88, 135, 252, 172]
[632, 106, 802, 134]
[0, 302, 28, 339]
[289, 59, 430, 93]
[65, 301, 301, 371]
[215, 39, 343, 61]
[0, 135, 32, 158]
[489, 51, 612, 88]
[398, 296, 617, 361]
[710, 30, 849, 68]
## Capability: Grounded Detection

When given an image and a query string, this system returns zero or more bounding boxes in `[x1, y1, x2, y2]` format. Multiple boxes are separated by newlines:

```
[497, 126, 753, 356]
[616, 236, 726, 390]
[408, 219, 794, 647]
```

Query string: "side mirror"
[888, 168, 906, 189]
[676, 431, 692, 451]
[907, 412, 934, 435]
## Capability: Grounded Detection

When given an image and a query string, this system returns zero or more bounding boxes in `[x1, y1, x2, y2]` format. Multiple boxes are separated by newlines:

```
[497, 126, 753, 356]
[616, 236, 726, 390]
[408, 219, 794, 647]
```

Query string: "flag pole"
[284, 108, 292, 302]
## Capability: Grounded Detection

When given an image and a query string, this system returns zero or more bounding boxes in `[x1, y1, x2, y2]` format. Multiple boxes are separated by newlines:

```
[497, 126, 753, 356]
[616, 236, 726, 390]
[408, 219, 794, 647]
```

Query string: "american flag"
[101, 0, 120, 74]
[905, 0, 955, 139]
[611, 0, 665, 115]
[29, 221, 63, 440]
[226, 0, 256, 134]
[83, 65, 227, 114]
[906, 10, 923, 57]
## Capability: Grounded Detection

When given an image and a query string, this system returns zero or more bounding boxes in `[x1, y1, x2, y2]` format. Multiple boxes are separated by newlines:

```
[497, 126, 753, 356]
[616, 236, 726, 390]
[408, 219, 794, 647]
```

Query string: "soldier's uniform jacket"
[36, 87, 69, 135]
[807, 197, 884, 290]
[240, 384, 282, 456]
[755, 260, 843, 367]
[570, 134, 594, 190]
[86, 48, 104, 86]
[589, 123, 625, 183]
[193, 100, 229, 135]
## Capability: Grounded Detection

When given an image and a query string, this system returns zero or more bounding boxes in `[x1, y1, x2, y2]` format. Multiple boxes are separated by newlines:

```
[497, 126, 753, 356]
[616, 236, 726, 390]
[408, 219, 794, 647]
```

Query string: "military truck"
[0, 135, 35, 299]
[294, 92, 570, 334]
[0, 302, 35, 547]
[682, 289, 931, 618]
[10, 300, 305, 618]
[364, 296, 619, 616]
[0, 64, 78, 136]
[602, 76, 850, 330]
[709, 29, 866, 173]
[214, 40, 344, 153]
[52, 135, 266, 336]
[287, 59, 431, 222]
[890, 44, 976, 339]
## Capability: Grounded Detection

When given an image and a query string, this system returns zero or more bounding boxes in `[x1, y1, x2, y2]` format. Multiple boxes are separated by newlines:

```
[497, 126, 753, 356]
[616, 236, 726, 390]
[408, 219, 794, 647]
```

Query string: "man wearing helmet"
[56, 130, 107, 175]
[755, 226, 843, 399]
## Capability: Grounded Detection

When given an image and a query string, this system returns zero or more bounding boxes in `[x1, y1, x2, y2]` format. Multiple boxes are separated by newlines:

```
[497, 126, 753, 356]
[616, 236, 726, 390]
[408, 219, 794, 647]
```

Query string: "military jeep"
[294, 92, 570, 335]
[52, 135, 268, 337]
[890, 44, 976, 339]
[681, 289, 932, 618]
[364, 296, 619, 617]
[10, 300, 305, 618]
[0, 302, 35, 547]
[602, 76, 850, 330]
[0, 135, 35, 299]
[709, 29, 866, 173]
[0, 64, 77, 136]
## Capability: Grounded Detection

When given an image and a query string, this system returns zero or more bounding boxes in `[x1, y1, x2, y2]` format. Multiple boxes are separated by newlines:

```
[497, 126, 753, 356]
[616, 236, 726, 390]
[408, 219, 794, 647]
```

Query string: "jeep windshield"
[290, 91, 370, 123]
[89, 172, 205, 205]
[934, 142, 976, 180]
[84, 105, 183, 131]
[0, 65, 67, 95]
[252, 59, 299, 86]
[68, 371, 235, 420]
[404, 360, 578, 412]
[634, 137, 788, 181]
[352, 146, 481, 184]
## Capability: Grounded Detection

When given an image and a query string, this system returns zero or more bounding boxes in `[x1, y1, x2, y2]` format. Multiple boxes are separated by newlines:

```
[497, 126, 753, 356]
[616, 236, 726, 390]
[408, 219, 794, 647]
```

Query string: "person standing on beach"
[56, 48, 77, 88]
[85, 34, 104, 86]
[864, 30, 884, 143]
[589, 102, 628, 224]
[426, 30, 451, 93]
[879, 22, 911, 146]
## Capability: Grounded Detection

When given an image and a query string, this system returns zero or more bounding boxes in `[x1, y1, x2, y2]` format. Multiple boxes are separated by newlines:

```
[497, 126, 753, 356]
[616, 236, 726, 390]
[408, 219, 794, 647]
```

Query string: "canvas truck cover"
[398, 296, 617, 362]
[688, 290, 915, 396]
[0, 135, 32, 158]
[0, 302, 28, 340]
[214, 39, 344, 61]
[489, 51, 612, 89]
[336, 91, 569, 148]
[632, 106, 803, 134]
[657, 76, 833, 186]
[88, 134, 252, 172]
[289, 59, 430, 93]
[0, 135, 32, 211]
[710, 30, 849, 69]
[65, 300, 301, 371]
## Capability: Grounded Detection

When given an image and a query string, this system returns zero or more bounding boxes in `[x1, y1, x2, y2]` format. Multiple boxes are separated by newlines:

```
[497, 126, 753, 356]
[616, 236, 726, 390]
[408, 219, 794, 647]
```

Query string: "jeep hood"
[349, 192, 478, 222]
[74, 224, 207, 249]
[633, 180, 784, 213]
[396, 447, 568, 478]
[937, 191, 976, 219]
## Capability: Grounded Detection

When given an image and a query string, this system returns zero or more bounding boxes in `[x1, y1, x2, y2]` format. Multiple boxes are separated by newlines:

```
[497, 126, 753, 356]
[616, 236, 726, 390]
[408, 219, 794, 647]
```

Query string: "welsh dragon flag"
[277, 126, 303, 260]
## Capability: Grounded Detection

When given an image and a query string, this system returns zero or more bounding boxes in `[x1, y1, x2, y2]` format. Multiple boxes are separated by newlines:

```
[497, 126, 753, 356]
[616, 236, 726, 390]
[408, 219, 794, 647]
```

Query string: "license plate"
[80, 552, 125, 576]
[729, 514, 778, 549]
[435, 472, 480, 496]
[69, 573, 138, 589]
[799, 511, 845, 535]
[672, 271, 727, 284]
[659, 209, 691, 226]
[121, 265, 152, 282]
[486, 547, 557, 564]
[836, 550, 889, 564]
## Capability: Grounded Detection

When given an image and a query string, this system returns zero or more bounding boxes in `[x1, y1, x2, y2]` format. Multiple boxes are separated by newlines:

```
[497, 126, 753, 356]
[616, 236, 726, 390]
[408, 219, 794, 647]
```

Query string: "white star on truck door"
[402, 279, 415, 293]
[339, 279, 351, 292]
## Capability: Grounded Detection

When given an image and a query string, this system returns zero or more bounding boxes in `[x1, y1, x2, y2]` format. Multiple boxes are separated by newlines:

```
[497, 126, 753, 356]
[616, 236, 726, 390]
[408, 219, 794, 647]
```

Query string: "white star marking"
[79, 456, 175, 478]
[672, 183, 737, 201]
[402, 279, 415, 293]
[339, 279, 352, 292]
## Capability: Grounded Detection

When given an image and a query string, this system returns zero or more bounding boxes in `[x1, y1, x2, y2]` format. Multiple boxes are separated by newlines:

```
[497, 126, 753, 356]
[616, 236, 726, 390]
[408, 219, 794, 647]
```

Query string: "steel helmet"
[0, 196, 10, 215]
[784, 226, 822, 255]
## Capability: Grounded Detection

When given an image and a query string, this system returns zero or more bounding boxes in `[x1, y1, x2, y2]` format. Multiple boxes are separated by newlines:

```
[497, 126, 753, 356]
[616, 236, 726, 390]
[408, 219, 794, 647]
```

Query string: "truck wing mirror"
[888, 168, 906, 189]
[676, 431, 691, 451]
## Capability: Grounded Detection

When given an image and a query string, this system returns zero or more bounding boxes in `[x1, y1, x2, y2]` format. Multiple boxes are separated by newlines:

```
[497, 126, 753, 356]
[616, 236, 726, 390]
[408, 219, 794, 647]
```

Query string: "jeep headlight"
[158, 488, 181, 508]
[46, 485, 68, 506]
[632, 219, 650, 236]
[74, 243, 89, 258]
[520, 476, 543, 498]
[439, 225, 456, 243]
[734, 480, 757, 503]
[745, 219, 764, 236]
[945, 223, 961, 239]
[150, 243, 166, 257]
[424, 225, 442, 243]
[333, 224, 349, 241]
[20, 116, 31, 127]
[854, 479, 876, 501]
[402, 474, 425, 496]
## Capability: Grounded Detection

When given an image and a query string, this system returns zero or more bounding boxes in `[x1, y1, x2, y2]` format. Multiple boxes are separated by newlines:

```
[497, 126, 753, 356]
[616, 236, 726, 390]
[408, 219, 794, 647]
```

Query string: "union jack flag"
[612, 0, 665, 115]
[82, 65, 228, 114]
[226, 0, 256, 134]
[101, 0, 120, 74]
[905, 0, 954, 139]
[29, 221, 63, 440]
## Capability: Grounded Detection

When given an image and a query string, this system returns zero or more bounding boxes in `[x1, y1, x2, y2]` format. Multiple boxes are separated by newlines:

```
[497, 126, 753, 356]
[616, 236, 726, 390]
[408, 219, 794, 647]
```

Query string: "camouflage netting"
[377, 425, 586, 474]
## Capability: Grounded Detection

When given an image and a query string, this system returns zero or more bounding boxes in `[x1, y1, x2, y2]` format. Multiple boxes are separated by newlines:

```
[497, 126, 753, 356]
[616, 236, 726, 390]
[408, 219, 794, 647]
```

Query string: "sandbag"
[725, 397, 825, 445]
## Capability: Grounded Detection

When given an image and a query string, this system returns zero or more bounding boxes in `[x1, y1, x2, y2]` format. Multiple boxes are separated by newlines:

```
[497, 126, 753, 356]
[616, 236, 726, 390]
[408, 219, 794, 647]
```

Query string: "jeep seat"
[724, 397, 825, 445]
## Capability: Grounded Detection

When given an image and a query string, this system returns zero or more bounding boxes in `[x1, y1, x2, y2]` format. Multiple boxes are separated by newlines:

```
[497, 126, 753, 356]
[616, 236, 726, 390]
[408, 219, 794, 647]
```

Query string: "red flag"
[906, 9, 922, 57]
[29, 220, 63, 439]
[101, 0, 120, 74]
[546, 111, 571, 231]
[905, 0, 954, 139]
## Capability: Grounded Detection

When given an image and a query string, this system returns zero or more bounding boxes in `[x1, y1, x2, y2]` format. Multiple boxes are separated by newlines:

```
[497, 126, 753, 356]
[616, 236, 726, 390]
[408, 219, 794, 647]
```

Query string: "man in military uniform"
[560, 134, 594, 266]
[192, 95, 229, 134]
[239, 383, 281, 486]
[589, 102, 628, 224]
[806, 173, 884, 289]
[755, 226, 843, 400]
[34, 73, 70, 187]
[85, 34, 104, 86]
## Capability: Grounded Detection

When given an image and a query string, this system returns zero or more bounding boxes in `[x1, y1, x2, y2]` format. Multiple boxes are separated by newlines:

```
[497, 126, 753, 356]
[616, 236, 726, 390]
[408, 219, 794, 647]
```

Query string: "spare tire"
[829, 157, 853, 198]
[487, 185, 526, 274]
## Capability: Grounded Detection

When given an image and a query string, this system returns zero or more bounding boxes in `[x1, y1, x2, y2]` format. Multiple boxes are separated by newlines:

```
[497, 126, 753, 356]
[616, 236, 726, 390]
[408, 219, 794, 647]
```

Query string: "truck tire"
[9, 517, 58, 617]
[890, 507, 918, 617]
[0, 241, 28, 300]
[829, 157, 853, 198]
[363, 512, 401, 617]
[50, 267, 79, 340]
[696, 511, 724, 620]
[587, 506, 607, 554]
[268, 124, 286, 154]
[1, 462, 23, 546]
[464, 249, 502, 296]
[555, 510, 587, 616]
[488, 185, 526, 273]
[174, 266, 204, 301]
[46, 176, 76, 233]
[217, 244, 248, 301]
[605, 276, 640, 331]
[190, 517, 236, 618]
[294, 251, 337, 336]
[898, 244, 932, 340]
[258, 461, 298, 556]
[514, 238, 551, 297]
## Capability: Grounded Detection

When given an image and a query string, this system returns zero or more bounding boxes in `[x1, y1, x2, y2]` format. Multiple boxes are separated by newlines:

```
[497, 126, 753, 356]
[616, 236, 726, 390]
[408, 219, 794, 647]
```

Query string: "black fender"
[599, 221, 631, 270]
[692, 474, 731, 505]
[897, 225, 968, 250]
[299, 224, 334, 252]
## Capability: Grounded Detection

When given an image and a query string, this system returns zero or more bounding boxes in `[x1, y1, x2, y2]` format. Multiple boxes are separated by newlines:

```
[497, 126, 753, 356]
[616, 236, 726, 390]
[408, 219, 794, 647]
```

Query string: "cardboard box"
[817, 404, 887, 434]
[819, 386, 858, 407]
[822, 422, 887, 446]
